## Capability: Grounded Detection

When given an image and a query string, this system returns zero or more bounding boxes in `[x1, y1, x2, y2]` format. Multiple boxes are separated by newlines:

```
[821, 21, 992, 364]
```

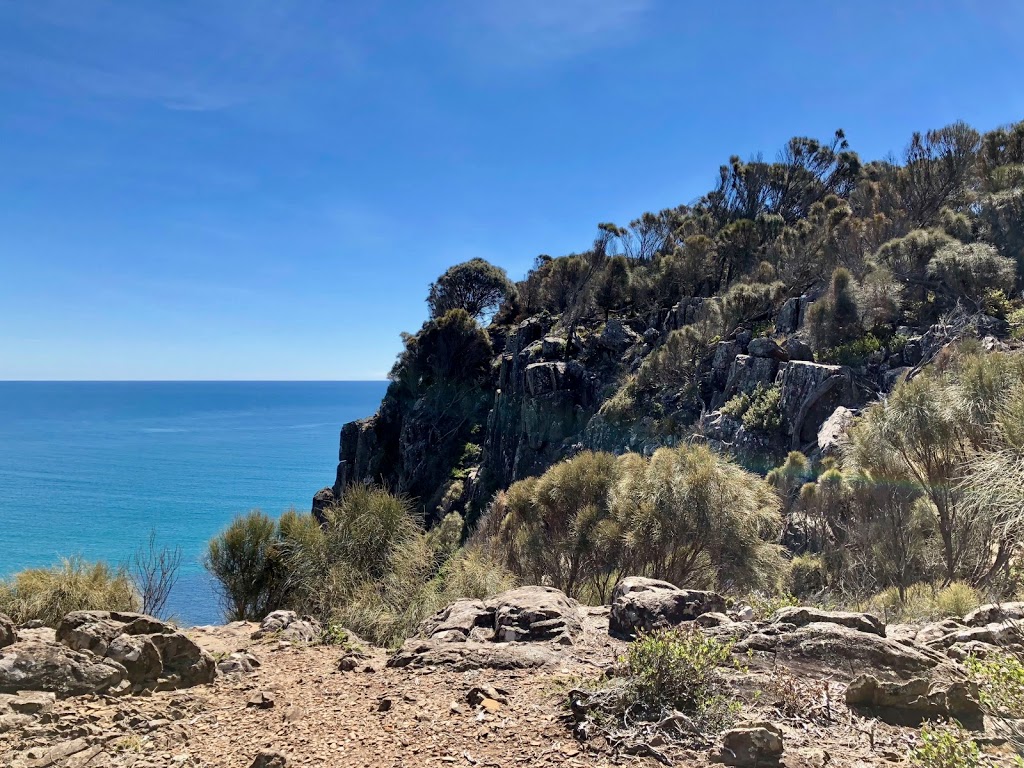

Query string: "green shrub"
[205, 510, 290, 621]
[909, 721, 987, 768]
[817, 333, 882, 366]
[0, 558, 139, 626]
[935, 581, 981, 619]
[720, 391, 751, 419]
[789, 554, 827, 597]
[624, 628, 739, 726]
[742, 383, 782, 432]
[966, 651, 1024, 718]
[721, 383, 781, 432]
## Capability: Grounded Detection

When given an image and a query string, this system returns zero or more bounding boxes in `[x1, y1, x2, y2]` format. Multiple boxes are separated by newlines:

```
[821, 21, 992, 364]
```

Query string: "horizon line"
[0, 379, 390, 383]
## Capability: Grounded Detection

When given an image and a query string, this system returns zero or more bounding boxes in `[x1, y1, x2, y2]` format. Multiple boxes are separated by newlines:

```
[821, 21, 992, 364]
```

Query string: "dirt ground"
[6, 611, 1004, 768]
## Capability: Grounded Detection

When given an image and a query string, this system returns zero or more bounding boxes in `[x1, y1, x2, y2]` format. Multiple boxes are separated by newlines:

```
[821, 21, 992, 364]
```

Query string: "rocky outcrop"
[57, 611, 215, 690]
[771, 606, 884, 637]
[845, 674, 982, 726]
[0, 640, 128, 696]
[964, 602, 1024, 627]
[719, 722, 784, 767]
[777, 361, 856, 447]
[816, 405, 856, 456]
[390, 586, 582, 670]
[734, 622, 947, 676]
[252, 611, 323, 644]
[0, 614, 15, 649]
[609, 577, 725, 638]
[417, 586, 582, 646]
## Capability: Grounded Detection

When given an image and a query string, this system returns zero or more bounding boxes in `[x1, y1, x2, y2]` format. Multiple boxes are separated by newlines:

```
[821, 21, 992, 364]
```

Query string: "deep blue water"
[0, 381, 386, 626]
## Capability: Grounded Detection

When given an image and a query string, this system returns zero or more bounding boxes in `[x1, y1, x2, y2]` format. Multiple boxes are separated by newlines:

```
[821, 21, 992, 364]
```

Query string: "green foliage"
[934, 581, 982, 618]
[485, 445, 785, 600]
[808, 267, 861, 351]
[845, 348, 1024, 586]
[427, 258, 514, 322]
[595, 255, 630, 318]
[635, 325, 706, 394]
[817, 332, 882, 366]
[910, 721, 988, 768]
[721, 383, 781, 432]
[0, 558, 139, 626]
[205, 510, 290, 621]
[966, 651, 1024, 718]
[789, 554, 827, 597]
[928, 241, 1017, 306]
[742, 383, 781, 431]
[620, 628, 741, 727]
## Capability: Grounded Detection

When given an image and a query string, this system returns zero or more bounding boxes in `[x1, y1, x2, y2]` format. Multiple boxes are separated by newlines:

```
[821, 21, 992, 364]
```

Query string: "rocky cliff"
[314, 292, 989, 526]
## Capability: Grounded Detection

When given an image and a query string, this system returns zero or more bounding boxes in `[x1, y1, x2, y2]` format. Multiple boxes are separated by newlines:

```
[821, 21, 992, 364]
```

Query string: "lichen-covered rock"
[252, 611, 323, 644]
[782, 336, 814, 362]
[417, 587, 582, 645]
[778, 361, 855, 447]
[57, 610, 215, 689]
[736, 622, 946, 675]
[772, 606, 884, 637]
[417, 599, 492, 643]
[0, 614, 15, 649]
[609, 577, 725, 638]
[386, 640, 559, 671]
[964, 602, 1024, 627]
[816, 405, 856, 456]
[719, 722, 784, 766]
[747, 337, 788, 361]
[845, 674, 982, 726]
[0, 640, 127, 696]
[490, 586, 582, 643]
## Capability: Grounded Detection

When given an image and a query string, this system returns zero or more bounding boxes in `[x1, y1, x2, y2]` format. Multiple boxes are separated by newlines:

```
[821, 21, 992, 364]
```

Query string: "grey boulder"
[609, 577, 725, 638]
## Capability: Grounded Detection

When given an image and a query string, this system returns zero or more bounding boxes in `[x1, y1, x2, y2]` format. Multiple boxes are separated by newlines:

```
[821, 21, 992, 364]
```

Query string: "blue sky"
[1, 1, 1022, 380]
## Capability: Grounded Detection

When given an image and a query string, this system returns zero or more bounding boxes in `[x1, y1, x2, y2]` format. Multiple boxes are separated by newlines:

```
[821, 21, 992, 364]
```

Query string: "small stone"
[377, 698, 393, 712]
[719, 722, 783, 767]
[246, 691, 275, 709]
[250, 750, 288, 768]
[480, 698, 502, 714]
[9, 691, 56, 715]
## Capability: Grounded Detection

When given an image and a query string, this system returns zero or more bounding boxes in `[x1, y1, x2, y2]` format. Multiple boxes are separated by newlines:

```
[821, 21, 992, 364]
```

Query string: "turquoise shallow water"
[0, 381, 386, 626]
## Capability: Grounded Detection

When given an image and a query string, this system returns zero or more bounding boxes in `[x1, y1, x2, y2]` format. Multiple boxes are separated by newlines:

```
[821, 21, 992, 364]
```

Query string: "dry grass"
[0, 557, 140, 626]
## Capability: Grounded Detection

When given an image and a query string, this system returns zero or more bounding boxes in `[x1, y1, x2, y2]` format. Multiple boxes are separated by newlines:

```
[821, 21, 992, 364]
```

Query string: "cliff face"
[314, 293, 952, 526]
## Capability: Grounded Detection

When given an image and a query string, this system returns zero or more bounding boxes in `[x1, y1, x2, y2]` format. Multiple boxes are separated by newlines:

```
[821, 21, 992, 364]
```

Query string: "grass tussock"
[0, 557, 140, 626]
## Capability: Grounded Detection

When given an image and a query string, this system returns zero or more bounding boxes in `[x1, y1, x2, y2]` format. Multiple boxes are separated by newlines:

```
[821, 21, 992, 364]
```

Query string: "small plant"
[744, 591, 799, 621]
[721, 384, 781, 432]
[817, 333, 882, 366]
[321, 623, 364, 654]
[966, 651, 1024, 718]
[721, 391, 751, 419]
[909, 720, 988, 768]
[621, 627, 742, 728]
[935, 581, 981, 619]
[742, 383, 782, 432]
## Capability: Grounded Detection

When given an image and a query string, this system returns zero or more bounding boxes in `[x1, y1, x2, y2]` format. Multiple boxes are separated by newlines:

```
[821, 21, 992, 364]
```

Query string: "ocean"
[0, 381, 387, 626]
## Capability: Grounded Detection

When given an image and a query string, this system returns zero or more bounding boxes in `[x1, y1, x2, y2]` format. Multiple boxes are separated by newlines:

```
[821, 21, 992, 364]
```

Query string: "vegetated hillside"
[316, 118, 1024, 537]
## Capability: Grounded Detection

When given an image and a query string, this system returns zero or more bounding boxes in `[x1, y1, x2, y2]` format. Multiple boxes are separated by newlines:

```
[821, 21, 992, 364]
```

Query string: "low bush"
[721, 383, 781, 432]
[0, 557, 139, 626]
[934, 581, 982, 619]
[909, 720, 988, 768]
[623, 627, 738, 724]
[789, 554, 827, 597]
[817, 333, 882, 366]
[571, 627, 741, 743]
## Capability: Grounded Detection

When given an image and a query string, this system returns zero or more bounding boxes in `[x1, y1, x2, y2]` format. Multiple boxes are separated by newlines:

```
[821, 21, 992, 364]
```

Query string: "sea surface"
[0, 381, 387, 626]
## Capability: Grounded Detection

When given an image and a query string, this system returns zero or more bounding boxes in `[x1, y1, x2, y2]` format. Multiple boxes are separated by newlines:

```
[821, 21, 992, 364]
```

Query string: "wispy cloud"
[447, 0, 653, 69]
[0, 1, 363, 112]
